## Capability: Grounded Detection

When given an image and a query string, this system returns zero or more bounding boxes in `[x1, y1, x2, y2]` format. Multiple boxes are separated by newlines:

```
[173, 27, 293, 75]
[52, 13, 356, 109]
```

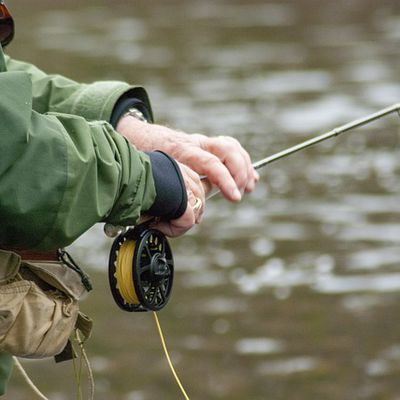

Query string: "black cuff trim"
[146, 151, 187, 220]
[110, 96, 153, 128]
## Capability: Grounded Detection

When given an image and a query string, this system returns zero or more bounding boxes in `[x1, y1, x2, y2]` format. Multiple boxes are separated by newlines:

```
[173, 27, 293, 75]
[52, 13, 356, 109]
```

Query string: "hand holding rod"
[204, 102, 400, 199]
[105, 103, 400, 236]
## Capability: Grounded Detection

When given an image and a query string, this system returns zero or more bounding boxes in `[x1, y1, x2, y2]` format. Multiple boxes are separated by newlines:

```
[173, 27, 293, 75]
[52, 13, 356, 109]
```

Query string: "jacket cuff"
[70, 84, 153, 123]
[146, 151, 187, 220]
[110, 96, 153, 128]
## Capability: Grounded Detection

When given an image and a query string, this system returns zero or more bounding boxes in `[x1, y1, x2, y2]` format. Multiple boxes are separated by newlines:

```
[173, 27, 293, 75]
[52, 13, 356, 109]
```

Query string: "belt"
[3, 247, 93, 292]
[2, 248, 59, 262]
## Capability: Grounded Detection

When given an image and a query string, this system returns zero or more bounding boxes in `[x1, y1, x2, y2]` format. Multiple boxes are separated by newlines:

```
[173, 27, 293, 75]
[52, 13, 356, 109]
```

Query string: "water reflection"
[256, 356, 320, 375]
[8, 0, 400, 399]
[235, 337, 285, 354]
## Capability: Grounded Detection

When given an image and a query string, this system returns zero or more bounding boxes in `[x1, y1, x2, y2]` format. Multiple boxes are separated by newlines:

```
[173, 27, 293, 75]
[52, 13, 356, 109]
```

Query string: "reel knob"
[149, 253, 170, 282]
[108, 226, 174, 312]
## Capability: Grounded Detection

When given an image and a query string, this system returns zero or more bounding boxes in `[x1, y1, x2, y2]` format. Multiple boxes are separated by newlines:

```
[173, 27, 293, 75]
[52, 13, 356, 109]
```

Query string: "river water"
[7, 1, 400, 399]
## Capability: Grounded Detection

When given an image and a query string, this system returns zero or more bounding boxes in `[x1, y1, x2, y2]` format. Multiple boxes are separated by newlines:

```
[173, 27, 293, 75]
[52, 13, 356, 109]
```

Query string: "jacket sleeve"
[4, 55, 152, 123]
[0, 69, 157, 251]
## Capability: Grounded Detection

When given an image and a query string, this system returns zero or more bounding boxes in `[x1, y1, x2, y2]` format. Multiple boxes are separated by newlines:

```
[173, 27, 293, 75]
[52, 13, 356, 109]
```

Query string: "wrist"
[146, 151, 187, 220]
[116, 112, 143, 131]
[116, 118, 179, 153]
[116, 113, 151, 147]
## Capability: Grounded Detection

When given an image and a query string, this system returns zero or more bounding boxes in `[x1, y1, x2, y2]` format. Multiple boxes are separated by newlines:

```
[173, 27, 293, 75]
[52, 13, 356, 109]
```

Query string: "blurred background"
[5, 0, 400, 399]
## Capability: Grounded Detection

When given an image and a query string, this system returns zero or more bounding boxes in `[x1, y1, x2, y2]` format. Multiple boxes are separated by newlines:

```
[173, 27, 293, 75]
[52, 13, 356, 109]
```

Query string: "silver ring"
[192, 197, 202, 214]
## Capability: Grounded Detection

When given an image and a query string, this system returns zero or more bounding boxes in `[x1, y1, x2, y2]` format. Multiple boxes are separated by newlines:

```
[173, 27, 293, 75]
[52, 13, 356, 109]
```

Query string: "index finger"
[187, 150, 242, 202]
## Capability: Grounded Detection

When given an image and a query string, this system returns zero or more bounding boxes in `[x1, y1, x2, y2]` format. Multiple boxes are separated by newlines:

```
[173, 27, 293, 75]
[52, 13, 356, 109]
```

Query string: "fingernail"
[232, 187, 242, 201]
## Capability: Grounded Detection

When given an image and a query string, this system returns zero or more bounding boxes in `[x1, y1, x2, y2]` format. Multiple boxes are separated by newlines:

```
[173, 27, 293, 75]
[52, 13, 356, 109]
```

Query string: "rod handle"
[201, 177, 221, 200]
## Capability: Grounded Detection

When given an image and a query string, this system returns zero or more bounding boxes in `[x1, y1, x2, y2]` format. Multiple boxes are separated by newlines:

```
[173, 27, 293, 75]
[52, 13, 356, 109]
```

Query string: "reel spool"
[108, 225, 174, 312]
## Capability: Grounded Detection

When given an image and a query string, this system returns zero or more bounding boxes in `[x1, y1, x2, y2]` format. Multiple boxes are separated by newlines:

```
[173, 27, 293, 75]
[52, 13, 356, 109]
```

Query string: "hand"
[116, 117, 259, 202]
[152, 162, 205, 237]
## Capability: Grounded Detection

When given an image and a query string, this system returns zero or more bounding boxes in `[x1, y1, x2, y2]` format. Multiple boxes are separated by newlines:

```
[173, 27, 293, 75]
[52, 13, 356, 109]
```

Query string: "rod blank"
[206, 102, 400, 199]
[253, 103, 400, 170]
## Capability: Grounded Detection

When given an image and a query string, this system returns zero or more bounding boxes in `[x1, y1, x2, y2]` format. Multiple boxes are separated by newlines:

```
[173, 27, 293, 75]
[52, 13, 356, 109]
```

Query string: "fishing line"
[13, 357, 49, 400]
[73, 330, 95, 400]
[14, 332, 94, 400]
[111, 234, 190, 399]
[115, 239, 140, 304]
[71, 347, 84, 400]
[153, 311, 191, 400]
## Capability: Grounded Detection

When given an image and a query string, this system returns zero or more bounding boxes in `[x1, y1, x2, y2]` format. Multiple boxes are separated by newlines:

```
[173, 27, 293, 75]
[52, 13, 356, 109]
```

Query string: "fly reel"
[108, 225, 174, 312]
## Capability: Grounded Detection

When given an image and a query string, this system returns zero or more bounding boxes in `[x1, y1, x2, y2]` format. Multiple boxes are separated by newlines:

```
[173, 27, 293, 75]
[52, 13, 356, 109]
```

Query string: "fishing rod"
[254, 102, 400, 170]
[205, 102, 400, 199]
[107, 103, 400, 312]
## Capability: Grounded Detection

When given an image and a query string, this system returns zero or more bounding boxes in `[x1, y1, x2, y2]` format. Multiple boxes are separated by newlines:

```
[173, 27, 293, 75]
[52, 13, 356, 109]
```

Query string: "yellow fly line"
[114, 238, 191, 399]
[153, 311, 190, 400]
[114, 239, 140, 305]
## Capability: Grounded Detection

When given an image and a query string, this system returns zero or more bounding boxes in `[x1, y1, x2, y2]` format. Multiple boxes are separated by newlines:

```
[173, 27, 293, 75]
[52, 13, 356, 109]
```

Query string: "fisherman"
[0, 1, 258, 395]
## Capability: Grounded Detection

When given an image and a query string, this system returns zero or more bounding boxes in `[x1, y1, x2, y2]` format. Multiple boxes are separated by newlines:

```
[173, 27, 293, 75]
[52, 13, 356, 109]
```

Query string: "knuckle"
[221, 135, 240, 147]
[206, 155, 224, 171]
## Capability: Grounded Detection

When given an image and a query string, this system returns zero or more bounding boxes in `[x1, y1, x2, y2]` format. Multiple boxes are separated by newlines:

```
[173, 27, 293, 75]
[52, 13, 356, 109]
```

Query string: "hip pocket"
[0, 278, 79, 358]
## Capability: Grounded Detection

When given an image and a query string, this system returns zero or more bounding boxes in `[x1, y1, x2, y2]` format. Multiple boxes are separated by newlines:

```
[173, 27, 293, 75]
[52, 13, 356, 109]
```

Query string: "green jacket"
[0, 45, 157, 250]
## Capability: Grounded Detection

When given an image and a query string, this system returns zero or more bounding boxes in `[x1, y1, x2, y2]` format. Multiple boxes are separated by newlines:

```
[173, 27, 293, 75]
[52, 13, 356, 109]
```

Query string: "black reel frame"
[108, 225, 174, 312]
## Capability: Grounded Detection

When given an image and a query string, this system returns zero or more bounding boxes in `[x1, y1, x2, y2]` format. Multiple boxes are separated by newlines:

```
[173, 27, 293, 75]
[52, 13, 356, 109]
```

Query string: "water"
[7, 1, 400, 399]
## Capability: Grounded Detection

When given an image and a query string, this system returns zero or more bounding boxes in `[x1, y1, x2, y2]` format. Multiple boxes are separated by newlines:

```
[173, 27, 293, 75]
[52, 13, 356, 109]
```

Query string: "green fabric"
[0, 48, 158, 394]
[0, 353, 13, 395]
[0, 46, 157, 250]
[4, 55, 153, 123]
